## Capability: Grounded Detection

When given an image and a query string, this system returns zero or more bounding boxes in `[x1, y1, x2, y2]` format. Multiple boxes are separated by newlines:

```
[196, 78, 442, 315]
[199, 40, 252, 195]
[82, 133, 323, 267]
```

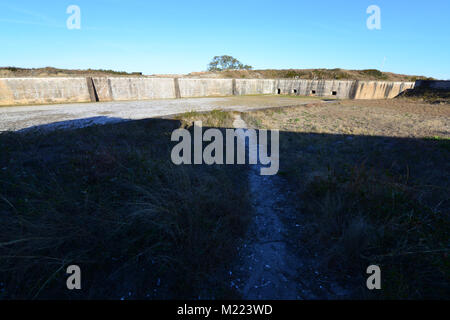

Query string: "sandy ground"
[245, 99, 450, 138]
[0, 96, 320, 132]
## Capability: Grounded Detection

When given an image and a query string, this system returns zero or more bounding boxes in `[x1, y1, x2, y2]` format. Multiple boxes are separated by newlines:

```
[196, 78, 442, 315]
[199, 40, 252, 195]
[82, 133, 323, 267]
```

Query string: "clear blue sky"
[1, 0, 449, 79]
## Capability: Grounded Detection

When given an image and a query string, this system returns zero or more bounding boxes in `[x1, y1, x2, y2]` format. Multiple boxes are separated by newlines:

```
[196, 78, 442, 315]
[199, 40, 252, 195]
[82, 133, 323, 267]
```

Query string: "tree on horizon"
[207, 55, 252, 72]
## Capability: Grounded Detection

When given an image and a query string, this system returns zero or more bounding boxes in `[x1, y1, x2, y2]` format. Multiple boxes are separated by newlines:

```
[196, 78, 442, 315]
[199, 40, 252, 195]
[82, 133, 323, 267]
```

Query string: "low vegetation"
[0, 117, 251, 299]
[174, 110, 236, 128]
[191, 68, 433, 82]
[0, 67, 142, 78]
[398, 87, 450, 104]
[1, 66, 432, 82]
[0, 96, 448, 300]
[242, 99, 449, 299]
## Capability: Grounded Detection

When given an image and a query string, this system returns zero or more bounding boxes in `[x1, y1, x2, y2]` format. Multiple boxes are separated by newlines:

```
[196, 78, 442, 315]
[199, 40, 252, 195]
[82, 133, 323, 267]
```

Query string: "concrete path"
[0, 96, 319, 132]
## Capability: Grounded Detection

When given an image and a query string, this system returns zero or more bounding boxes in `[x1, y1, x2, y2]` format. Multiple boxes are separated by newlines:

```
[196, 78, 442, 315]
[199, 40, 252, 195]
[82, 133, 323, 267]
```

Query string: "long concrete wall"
[278, 79, 356, 99]
[0, 78, 92, 106]
[236, 79, 415, 99]
[0, 77, 415, 106]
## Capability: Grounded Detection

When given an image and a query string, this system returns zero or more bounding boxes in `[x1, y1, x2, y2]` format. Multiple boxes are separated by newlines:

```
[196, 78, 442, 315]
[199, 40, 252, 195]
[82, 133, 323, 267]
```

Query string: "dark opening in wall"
[293, 89, 297, 94]
[277, 89, 281, 94]
[332, 91, 337, 96]
[311, 90, 316, 95]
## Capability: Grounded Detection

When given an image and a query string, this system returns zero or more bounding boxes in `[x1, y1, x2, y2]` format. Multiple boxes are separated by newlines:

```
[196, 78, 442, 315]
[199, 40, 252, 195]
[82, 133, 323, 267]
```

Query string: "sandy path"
[231, 114, 308, 299]
[231, 114, 348, 300]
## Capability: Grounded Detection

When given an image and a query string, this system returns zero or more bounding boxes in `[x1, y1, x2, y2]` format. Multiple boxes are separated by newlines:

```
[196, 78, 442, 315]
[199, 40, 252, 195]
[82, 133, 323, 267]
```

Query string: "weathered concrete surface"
[352, 81, 415, 99]
[277, 79, 356, 99]
[0, 78, 91, 106]
[236, 79, 414, 99]
[0, 96, 319, 132]
[92, 77, 176, 101]
[178, 78, 233, 97]
[235, 79, 278, 95]
[0, 77, 415, 106]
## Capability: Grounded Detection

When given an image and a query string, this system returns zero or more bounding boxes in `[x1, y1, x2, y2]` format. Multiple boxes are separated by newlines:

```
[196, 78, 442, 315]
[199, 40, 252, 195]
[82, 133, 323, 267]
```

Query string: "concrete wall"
[234, 79, 414, 99]
[235, 79, 278, 95]
[415, 80, 450, 90]
[92, 77, 176, 101]
[277, 79, 356, 99]
[352, 81, 415, 99]
[178, 79, 233, 97]
[0, 77, 415, 106]
[0, 77, 91, 106]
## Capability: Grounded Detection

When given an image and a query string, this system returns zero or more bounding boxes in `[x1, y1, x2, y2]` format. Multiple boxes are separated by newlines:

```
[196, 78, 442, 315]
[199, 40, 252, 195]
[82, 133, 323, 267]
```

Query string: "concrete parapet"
[0, 77, 416, 106]
[0, 77, 91, 106]
[178, 78, 233, 98]
[352, 81, 415, 99]
[235, 79, 278, 95]
[92, 77, 176, 101]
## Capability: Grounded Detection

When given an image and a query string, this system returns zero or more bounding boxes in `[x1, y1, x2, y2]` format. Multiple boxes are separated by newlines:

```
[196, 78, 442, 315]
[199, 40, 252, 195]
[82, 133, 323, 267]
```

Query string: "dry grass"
[0, 98, 448, 300]
[187, 69, 431, 81]
[242, 99, 450, 138]
[242, 98, 450, 299]
[0, 67, 142, 78]
[398, 87, 450, 104]
[1, 66, 430, 82]
[0, 117, 251, 299]
[174, 110, 236, 128]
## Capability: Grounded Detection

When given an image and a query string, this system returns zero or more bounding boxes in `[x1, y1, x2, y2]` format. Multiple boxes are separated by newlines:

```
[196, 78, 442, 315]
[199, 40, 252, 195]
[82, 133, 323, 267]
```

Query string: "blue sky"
[0, 0, 449, 79]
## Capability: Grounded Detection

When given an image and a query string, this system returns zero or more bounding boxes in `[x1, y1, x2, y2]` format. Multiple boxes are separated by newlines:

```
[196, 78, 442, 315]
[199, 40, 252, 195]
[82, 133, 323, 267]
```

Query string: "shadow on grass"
[0, 118, 251, 300]
[0, 117, 448, 299]
[275, 130, 449, 299]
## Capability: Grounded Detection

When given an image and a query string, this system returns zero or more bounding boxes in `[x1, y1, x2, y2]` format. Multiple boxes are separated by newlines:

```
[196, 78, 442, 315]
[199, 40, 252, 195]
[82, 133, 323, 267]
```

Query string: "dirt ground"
[0, 96, 320, 132]
[239, 98, 449, 299]
[1, 96, 448, 299]
[244, 99, 450, 138]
